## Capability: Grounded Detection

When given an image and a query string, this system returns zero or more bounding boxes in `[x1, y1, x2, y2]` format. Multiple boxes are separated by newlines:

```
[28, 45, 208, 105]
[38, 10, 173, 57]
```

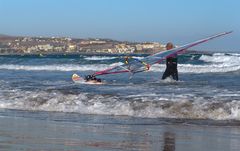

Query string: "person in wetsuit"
[162, 42, 178, 81]
[85, 75, 102, 83]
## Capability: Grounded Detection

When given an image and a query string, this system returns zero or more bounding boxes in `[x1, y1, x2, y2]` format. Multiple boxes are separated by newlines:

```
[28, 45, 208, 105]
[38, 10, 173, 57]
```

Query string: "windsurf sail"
[93, 31, 232, 76]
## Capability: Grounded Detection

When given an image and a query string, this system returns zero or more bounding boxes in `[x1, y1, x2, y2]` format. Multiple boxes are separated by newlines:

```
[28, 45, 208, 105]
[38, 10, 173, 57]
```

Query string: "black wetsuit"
[91, 76, 101, 82]
[162, 57, 178, 81]
[85, 75, 101, 82]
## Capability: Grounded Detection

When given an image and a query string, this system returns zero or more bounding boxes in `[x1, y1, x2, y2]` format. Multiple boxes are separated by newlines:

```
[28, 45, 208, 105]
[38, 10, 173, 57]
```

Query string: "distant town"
[0, 34, 169, 54]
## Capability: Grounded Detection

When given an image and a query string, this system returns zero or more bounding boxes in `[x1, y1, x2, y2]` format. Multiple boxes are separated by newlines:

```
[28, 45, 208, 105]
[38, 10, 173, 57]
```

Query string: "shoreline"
[1, 109, 240, 126]
[0, 110, 240, 151]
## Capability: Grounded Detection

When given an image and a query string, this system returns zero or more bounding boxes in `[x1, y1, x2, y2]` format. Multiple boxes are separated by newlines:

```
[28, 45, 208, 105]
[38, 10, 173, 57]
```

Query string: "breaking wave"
[0, 53, 239, 73]
[150, 64, 240, 73]
[0, 64, 112, 72]
[199, 53, 240, 64]
[84, 56, 144, 61]
[0, 63, 239, 73]
[84, 56, 117, 60]
[0, 62, 124, 72]
[0, 89, 240, 120]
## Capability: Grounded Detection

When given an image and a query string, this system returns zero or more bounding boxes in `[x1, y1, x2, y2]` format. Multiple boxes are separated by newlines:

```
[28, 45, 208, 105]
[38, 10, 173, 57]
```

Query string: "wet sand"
[0, 114, 240, 151]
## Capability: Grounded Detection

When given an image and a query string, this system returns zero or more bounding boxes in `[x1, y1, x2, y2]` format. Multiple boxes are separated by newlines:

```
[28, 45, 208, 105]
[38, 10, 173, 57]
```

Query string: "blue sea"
[0, 52, 240, 150]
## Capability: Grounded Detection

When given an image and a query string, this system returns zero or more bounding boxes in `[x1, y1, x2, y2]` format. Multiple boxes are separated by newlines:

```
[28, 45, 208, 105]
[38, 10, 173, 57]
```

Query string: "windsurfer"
[162, 42, 178, 81]
[72, 32, 231, 84]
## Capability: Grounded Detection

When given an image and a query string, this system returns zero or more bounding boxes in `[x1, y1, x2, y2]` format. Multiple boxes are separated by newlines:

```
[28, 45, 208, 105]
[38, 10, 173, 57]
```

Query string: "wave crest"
[0, 53, 239, 73]
[1, 90, 240, 120]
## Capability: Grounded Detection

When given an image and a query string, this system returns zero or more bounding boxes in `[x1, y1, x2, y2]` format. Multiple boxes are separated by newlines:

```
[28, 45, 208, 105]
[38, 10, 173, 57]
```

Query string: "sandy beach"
[0, 110, 240, 151]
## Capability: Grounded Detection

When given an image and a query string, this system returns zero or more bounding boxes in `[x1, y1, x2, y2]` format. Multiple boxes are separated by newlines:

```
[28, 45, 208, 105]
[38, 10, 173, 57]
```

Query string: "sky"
[0, 0, 239, 52]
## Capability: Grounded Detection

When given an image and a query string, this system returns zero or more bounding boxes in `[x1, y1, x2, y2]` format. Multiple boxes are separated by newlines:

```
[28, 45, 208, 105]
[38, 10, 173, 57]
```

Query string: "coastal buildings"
[0, 34, 165, 54]
[135, 42, 165, 53]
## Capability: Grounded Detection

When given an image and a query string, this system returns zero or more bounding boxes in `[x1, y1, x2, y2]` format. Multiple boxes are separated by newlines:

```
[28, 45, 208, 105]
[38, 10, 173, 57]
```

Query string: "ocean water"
[0, 52, 240, 121]
[0, 52, 240, 150]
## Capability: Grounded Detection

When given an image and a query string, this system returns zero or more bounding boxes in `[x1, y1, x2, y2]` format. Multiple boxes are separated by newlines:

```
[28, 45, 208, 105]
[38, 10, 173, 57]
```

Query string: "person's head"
[166, 42, 174, 50]
[85, 75, 92, 80]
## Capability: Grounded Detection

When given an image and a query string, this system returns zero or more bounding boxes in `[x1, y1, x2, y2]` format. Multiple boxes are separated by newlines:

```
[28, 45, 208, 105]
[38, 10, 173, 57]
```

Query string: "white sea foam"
[84, 56, 117, 60]
[150, 52, 240, 73]
[200, 54, 240, 64]
[0, 64, 110, 72]
[132, 56, 144, 60]
[0, 62, 239, 73]
[84, 56, 144, 61]
[150, 63, 240, 73]
[0, 53, 239, 73]
[0, 89, 240, 120]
